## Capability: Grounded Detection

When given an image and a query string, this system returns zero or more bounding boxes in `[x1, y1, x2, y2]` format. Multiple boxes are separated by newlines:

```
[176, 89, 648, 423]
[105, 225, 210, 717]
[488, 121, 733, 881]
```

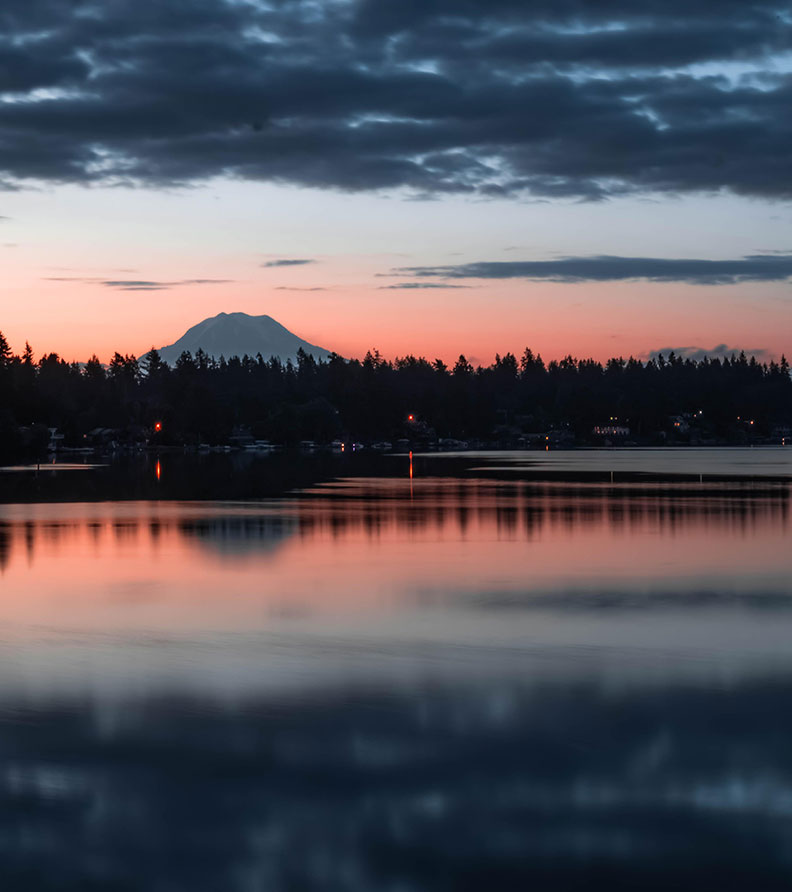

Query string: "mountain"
[158, 312, 333, 365]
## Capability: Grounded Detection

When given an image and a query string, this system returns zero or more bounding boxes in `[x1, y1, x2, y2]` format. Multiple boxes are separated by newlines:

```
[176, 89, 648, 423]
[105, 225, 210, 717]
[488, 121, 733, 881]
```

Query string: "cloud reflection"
[2, 681, 792, 890]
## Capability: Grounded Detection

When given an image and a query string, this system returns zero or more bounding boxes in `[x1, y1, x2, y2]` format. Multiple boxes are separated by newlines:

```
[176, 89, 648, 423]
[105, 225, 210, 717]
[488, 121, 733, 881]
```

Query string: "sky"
[1, 0, 791, 365]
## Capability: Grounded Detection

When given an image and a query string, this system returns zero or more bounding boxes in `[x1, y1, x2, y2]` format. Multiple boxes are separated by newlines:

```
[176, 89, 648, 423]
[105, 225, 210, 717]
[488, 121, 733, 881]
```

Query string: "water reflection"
[2, 475, 792, 889]
[1, 480, 790, 609]
[1, 478, 790, 560]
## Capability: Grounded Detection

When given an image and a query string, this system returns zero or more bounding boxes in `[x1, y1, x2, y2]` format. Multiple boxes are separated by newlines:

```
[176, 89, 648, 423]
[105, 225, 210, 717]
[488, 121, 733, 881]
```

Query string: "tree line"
[1, 330, 791, 459]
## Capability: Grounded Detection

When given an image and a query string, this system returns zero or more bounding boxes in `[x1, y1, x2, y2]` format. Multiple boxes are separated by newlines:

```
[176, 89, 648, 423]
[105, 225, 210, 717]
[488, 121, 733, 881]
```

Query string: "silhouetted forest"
[1, 330, 791, 459]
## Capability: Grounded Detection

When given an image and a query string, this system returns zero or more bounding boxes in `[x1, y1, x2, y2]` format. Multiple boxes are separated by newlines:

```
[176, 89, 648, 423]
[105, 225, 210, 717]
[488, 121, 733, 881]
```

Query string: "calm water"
[2, 450, 792, 889]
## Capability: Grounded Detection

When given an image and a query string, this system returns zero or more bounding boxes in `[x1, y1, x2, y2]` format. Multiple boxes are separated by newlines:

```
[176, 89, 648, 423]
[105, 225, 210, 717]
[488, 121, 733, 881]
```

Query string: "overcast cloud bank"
[0, 0, 790, 200]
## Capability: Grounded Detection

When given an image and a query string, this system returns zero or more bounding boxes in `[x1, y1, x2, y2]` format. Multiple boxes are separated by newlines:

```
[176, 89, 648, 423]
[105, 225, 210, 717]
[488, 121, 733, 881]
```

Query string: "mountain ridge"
[158, 312, 333, 364]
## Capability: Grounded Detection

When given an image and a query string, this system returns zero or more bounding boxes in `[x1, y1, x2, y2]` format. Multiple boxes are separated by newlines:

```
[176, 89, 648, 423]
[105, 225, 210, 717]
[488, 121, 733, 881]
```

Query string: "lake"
[2, 448, 792, 890]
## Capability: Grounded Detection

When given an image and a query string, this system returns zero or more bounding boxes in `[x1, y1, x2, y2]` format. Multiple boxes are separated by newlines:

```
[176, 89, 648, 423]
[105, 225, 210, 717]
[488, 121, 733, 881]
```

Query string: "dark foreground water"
[2, 450, 792, 890]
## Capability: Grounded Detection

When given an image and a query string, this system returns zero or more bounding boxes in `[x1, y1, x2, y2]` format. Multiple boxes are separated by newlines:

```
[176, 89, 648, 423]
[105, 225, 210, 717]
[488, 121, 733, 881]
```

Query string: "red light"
[154, 422, 162, 432]
[407, 414, 414, 422]
[155, 460, 161, 481]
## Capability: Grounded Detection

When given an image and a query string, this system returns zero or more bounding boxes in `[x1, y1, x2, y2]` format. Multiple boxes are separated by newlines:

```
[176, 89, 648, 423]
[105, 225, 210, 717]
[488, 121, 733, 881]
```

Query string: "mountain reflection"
[177, 515, 296, 557]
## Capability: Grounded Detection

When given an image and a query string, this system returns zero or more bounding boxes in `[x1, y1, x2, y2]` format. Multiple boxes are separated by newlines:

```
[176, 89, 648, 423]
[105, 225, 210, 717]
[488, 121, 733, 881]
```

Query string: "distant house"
[86, 427, 118, 448]
[669, 415, 690, 433]
[592, 424, 630, 438]
[438, 438, 469, 451]
[47, 428, 64, 452]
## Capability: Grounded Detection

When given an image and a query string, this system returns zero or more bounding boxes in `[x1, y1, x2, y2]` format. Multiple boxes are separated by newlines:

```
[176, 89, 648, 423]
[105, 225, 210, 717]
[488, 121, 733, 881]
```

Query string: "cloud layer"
[395, 254, 792, 284]
[1, 1, 790, 199]
[45, 276, 231, 291]
[648, 343, 770, 361]
[378, 282, 471, 289]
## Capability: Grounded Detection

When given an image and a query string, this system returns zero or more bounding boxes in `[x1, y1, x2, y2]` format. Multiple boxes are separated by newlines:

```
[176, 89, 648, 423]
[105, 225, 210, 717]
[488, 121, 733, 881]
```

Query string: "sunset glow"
[2, 187, 790, 366]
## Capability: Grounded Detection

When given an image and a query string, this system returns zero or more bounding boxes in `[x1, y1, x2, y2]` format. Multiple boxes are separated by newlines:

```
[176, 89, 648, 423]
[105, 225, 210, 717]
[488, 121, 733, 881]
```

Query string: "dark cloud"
[107, 284, 171, 291]
[261, 259, 316, 268]
[275, 286, 327, 291]
[101, 279, 232, 291]
[395, 254, 792, 284]
[44, 276, 231, 291]
[378, 282, 471, 289]
[0, 1, 790, 199]
[648, 343, 770, 361]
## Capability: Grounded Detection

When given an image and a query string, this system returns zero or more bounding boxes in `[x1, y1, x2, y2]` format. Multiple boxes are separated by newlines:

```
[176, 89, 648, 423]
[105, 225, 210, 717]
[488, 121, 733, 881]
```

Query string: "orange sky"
[1, 182, 790, 365]
[3, 273, 787, 367]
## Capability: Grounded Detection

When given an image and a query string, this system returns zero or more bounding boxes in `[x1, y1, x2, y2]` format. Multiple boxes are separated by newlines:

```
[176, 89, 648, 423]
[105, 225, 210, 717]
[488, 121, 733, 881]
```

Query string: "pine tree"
[0, 331, 11, 367]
